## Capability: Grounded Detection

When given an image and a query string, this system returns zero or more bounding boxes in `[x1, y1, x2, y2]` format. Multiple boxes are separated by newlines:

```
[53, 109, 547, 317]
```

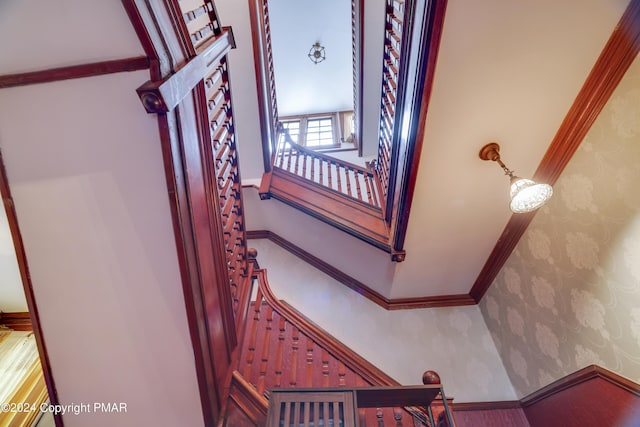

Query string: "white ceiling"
[269, 0, 354, 116]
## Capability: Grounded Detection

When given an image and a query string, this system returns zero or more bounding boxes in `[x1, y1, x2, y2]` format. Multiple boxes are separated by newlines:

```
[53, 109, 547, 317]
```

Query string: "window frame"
[279, 113, 342, 150]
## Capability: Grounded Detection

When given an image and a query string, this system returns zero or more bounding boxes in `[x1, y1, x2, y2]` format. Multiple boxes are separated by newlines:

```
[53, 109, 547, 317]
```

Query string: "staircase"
[259, 140, 397, 258]
[220, 266, 454, 426]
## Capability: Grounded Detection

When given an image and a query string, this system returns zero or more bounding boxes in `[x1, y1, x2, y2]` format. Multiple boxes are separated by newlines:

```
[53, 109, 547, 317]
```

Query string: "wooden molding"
[226, 370, 269, 426]
[452, 400, 522, 411]
[470, 0, 640, 302]
[0, 312, 32, 331]
[0, 57, 149, 89]
[388, 0, 448, 255]
[521, 364, 640, 407]
[246, 230, 475, 309]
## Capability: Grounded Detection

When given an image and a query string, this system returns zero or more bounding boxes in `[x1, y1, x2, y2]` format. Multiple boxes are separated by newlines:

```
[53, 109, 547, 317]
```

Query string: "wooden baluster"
[290, 328, 299, 386]
[286, 146, 293, 171]
[302, 152, 307, 179]
[321, 349, 330, 387]
[312, 401, 319, 427]
[293, 402, 301, 427]
[278, 140, 286, 168]
[274, 315, 286, 388]
[338, 361, 346, 386]
[336, 164, 343, 193]
[393, 408, 403, 427]
[243, 293, 262, 379]
[327, 161, 333, 189]
[283, 401, 291, 427]
[257, 305, 274, 395]
[365, 174, 375, 206]
[345, 168, 353, 197]
[305, 338, 314, 387]
[310, 157, 315, 182]
[354, 169, 363, 201]
[302, 402, 310, 427]
[359, 408, 367, 427]
[294, 149, 300, 175]
[377, 408, 384, 427]
[319, 158, 324, 186]
[323, 401, 330, 427]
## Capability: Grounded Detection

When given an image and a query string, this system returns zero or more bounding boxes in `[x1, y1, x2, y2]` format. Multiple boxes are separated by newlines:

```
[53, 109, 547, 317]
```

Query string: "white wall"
[0, 72, 204, 427]
[0, 198, 28, 312]
[248, 237, 517, 402]
[0, 3, 204, 423]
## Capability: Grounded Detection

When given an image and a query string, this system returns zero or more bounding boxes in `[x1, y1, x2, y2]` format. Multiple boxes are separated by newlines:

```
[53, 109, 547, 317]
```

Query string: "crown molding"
[247, 230, 475, 309]
[470, 0, 640, 302]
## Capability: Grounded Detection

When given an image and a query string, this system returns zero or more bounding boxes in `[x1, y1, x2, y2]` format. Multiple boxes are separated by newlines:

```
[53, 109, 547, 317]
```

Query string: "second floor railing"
[274, 133, 382, 209]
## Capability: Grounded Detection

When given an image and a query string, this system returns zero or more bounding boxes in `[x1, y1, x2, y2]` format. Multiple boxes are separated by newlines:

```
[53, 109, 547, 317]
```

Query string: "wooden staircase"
[259, 139, 406, 261]
[219, 266, 454, 426]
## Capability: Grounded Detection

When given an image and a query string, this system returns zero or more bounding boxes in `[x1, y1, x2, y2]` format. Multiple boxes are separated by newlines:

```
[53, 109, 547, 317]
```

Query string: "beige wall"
[480, 55, 640, 398]
[0, 1, 204, 425]
[0, 198, 28, 312]
[248, 236, 518, 403]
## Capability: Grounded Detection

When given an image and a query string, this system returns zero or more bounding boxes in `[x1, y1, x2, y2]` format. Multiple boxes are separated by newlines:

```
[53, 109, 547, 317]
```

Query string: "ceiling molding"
[0, 57, 149, 89]
[469, 0, 640, 303]
[247, 229, 475, 309]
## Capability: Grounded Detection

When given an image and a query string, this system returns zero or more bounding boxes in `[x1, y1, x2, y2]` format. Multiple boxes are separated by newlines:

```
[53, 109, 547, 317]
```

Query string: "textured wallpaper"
[480, 55, 640, 398]
[249, 238, 517, 403]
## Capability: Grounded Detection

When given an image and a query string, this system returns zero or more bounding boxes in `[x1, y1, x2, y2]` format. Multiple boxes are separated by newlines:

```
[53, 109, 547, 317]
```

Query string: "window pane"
[306, 118, 333, 147]
[281, 120, 300, 144]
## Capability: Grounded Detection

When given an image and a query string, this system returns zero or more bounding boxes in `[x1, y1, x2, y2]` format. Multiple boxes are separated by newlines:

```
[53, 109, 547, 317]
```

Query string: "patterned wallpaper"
[480, 55, 640, 398]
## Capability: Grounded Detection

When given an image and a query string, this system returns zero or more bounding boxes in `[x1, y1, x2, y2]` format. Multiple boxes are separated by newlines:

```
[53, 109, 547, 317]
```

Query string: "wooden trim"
[0, 312, 32, 331]
[0, 57, 149, 89]
[249, 0, 278, 172]
[469, 0, 640, 302]
[229, 370, 269, 418]
[247, 230, 476, 309]
[521, 364, 640, 407]
[452, 401, 522, 411]
[388, 0, 447, 255]
[0, 151, 64, 427]
[136, 29, 234, 113]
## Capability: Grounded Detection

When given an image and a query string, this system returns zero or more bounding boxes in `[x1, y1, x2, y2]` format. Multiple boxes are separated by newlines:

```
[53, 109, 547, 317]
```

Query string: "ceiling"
[230, 0, 633, 300]
[268, 0, 353, 116]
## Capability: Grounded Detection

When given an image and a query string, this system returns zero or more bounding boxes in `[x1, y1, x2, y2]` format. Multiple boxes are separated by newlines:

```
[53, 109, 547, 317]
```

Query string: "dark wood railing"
[267, 383, 456, 427]
[237, 268, 454, 426]
[375, 0, 405, 202]
[179, 0, 223, 49]
[274, 137, 382, 208]
[250, 0, 280, 170]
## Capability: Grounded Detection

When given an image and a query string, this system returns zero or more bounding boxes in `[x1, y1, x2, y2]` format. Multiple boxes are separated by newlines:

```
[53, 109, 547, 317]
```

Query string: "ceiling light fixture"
[479, 142, 553, 213]
[308, 42, 326, 65]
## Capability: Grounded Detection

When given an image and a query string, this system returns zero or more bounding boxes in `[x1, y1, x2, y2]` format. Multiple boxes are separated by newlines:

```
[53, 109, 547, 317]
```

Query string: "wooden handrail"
[267, 383, 456, 427]
[274, 135, 382, 208]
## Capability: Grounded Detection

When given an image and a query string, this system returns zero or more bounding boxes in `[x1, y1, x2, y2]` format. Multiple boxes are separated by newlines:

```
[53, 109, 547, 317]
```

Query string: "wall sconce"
[479, 142, 553, 213]
[308, 42, 326, 65]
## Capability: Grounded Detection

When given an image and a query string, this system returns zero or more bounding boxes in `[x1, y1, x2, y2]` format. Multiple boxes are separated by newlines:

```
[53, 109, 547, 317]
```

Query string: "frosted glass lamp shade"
[509, 177, 553, 213]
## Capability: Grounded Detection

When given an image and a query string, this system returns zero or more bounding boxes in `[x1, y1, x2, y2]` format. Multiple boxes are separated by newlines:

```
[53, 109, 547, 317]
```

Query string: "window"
[305, 118, 333, 147]
[279, 114, 341, 150]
